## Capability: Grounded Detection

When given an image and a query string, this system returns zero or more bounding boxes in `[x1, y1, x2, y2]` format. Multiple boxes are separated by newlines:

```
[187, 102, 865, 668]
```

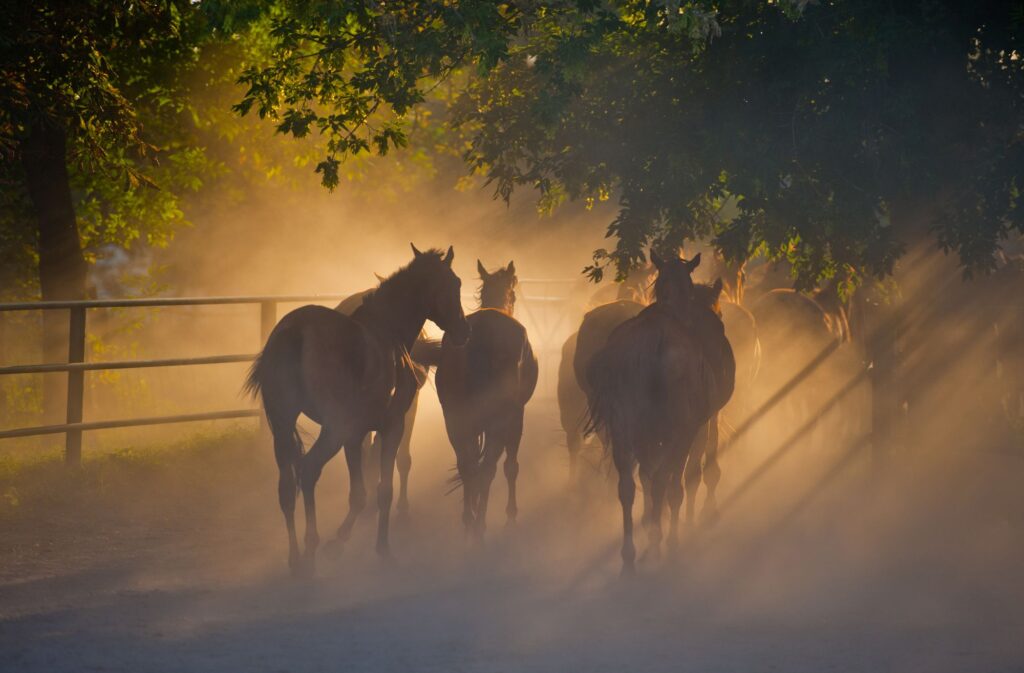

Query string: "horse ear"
[443, 245, 455, 266]
[686, 252, 702, 271]
[477, 259, 489, 278]
[374, 272, 385, 283]
[507, 260, 515, 275]
[650, 249, 665, 270]
[712, 277, 724, 297]
[411, 243, 423, 258]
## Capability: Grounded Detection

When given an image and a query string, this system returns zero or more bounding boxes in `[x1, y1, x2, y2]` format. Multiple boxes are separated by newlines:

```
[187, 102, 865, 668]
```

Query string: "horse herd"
[246, 244, 853, 577]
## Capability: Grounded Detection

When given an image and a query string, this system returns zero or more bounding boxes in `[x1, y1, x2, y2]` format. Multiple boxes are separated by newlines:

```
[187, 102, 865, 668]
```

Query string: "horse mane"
[353, 249, 447, 343]
[363, 249, 446, 303]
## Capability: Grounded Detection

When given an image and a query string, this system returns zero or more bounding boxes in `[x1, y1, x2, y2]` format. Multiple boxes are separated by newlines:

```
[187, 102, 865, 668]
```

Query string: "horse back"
[438, 308, 536, 410]
[574, 300, 645, 393]
[259, 305, 394, 427]
[586, 305, 733, 452]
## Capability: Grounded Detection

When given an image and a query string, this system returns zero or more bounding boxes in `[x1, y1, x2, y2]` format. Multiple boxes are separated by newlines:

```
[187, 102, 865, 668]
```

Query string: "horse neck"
[479, 285, 513, 313]
[356, 280, 428, 350]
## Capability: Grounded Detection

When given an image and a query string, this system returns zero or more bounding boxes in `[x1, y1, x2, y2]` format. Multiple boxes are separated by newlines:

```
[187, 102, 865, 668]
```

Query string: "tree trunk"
[20, 122, 87, 424]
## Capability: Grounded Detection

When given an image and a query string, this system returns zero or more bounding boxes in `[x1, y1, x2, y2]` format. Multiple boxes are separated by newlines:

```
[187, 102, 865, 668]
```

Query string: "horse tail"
[242, 351, 266, 400]
[242, 317, 302, 404]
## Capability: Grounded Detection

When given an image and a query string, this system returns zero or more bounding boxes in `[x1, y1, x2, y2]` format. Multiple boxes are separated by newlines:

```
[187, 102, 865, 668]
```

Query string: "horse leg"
[473, 428, 503, 541]
[396, 391, 418, 523]
[613, 445, 637, 576]
[299, 424, 344, 576]
[375, 418, 404, 558]
[363, 432, 380, 508]
[645, 467, 670, 564]
[335, 432, 368, 544]
[450, 432, 481, 537]
[684, 421, 709, 527]
[503, 408, 524, 525]
[700, 414, 722, 525]
[270, 414, 302, 575]
[666, 466, 684, 552]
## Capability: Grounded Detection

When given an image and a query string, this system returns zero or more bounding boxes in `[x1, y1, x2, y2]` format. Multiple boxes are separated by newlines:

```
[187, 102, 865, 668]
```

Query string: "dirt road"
[1, 402, 1022, 672]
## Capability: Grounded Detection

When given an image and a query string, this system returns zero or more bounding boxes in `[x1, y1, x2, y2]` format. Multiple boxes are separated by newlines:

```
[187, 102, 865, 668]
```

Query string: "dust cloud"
[1, 166, 1023, 671]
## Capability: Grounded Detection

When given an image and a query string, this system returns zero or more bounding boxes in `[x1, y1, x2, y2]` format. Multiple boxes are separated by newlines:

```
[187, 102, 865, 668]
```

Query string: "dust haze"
[2, 160, 1023, 671]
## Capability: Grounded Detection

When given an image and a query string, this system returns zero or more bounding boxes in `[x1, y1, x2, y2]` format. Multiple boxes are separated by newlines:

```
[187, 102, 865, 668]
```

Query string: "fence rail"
[0, 294, 346, 464]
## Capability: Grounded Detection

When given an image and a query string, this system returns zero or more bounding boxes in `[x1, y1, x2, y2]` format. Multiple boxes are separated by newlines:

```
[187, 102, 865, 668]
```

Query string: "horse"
[335, 284, 427, 522]
[434, 260, 538, 539]
[245, 245, 470, 576]
[558, 268, 654, 482]
[586, 251, 735, 574]
[559, 300, 645, 480]
[682, 296, 760, 526]
[749, 287, 852, 440]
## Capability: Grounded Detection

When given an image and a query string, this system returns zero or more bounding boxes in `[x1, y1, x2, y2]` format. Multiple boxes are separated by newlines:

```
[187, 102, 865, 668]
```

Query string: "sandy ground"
[1, 397, 1023, 673]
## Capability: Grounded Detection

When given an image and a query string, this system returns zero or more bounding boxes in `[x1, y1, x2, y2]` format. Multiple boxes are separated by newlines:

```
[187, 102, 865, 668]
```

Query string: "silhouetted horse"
[245, 245, 470, 576]
[434, 260, 538, 539]
[681, 286, 758, 526]
[558, 269, 654, 481]
[749, 288, 850, 434]
[586, 251, 735, 574]
[559, 300, 645, 479]
[335, 285, 426, 521]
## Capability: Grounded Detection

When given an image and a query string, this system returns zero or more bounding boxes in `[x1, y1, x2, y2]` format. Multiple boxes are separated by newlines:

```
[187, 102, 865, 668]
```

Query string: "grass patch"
[0, 426, 266, 523]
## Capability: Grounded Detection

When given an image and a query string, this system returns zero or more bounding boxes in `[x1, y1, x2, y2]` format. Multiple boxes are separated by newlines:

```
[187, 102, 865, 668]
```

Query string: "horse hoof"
[620, 561, 636, 578]
[335, 528, 353, 544]
[376, 542, 392, 560]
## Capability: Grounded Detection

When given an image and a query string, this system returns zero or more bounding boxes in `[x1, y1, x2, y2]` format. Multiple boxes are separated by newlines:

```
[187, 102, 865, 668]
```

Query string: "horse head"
[477, 259, 518, 314]
[651, 249, 701, 306]
[410, 243, 470, 346]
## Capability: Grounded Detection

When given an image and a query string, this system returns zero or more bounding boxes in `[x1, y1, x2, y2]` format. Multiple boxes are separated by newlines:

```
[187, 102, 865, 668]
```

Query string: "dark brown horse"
[245, 245, 470, 575]
[559, 299, 645, 480]
[435, 260, 538, 539]
[335, 285, 426, 521]
[586, 251, 735, 574]
[558, 269, 655, 481]
[749, 288, 849, 431]
[682, 297, 760, 525]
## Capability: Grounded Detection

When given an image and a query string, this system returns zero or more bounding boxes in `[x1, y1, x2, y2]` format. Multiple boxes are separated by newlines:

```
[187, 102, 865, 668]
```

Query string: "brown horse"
[682, 298, 760, 525]
[435, 260, 538, 539]
[558, 269, 655, 481]
[245, 245, 470, 576]
[586, 251, 735, 574]
[749, 288, 848, 430]
[335, 285, 426, 521]
[559, 299, 645, 480]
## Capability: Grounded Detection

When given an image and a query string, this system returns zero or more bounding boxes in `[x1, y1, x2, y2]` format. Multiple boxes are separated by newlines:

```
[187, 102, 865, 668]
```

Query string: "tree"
[240, 0, 1024, 290]
[0, 0, 206, 420]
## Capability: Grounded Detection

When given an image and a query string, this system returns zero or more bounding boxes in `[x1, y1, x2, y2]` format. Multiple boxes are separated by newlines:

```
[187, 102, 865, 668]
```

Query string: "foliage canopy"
[239, 0, 1024, 288]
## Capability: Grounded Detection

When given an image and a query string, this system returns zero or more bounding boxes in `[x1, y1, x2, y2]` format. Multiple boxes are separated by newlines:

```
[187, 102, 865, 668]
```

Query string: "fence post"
[260, 301, 276, 345]
[65, 305, 86, 466]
